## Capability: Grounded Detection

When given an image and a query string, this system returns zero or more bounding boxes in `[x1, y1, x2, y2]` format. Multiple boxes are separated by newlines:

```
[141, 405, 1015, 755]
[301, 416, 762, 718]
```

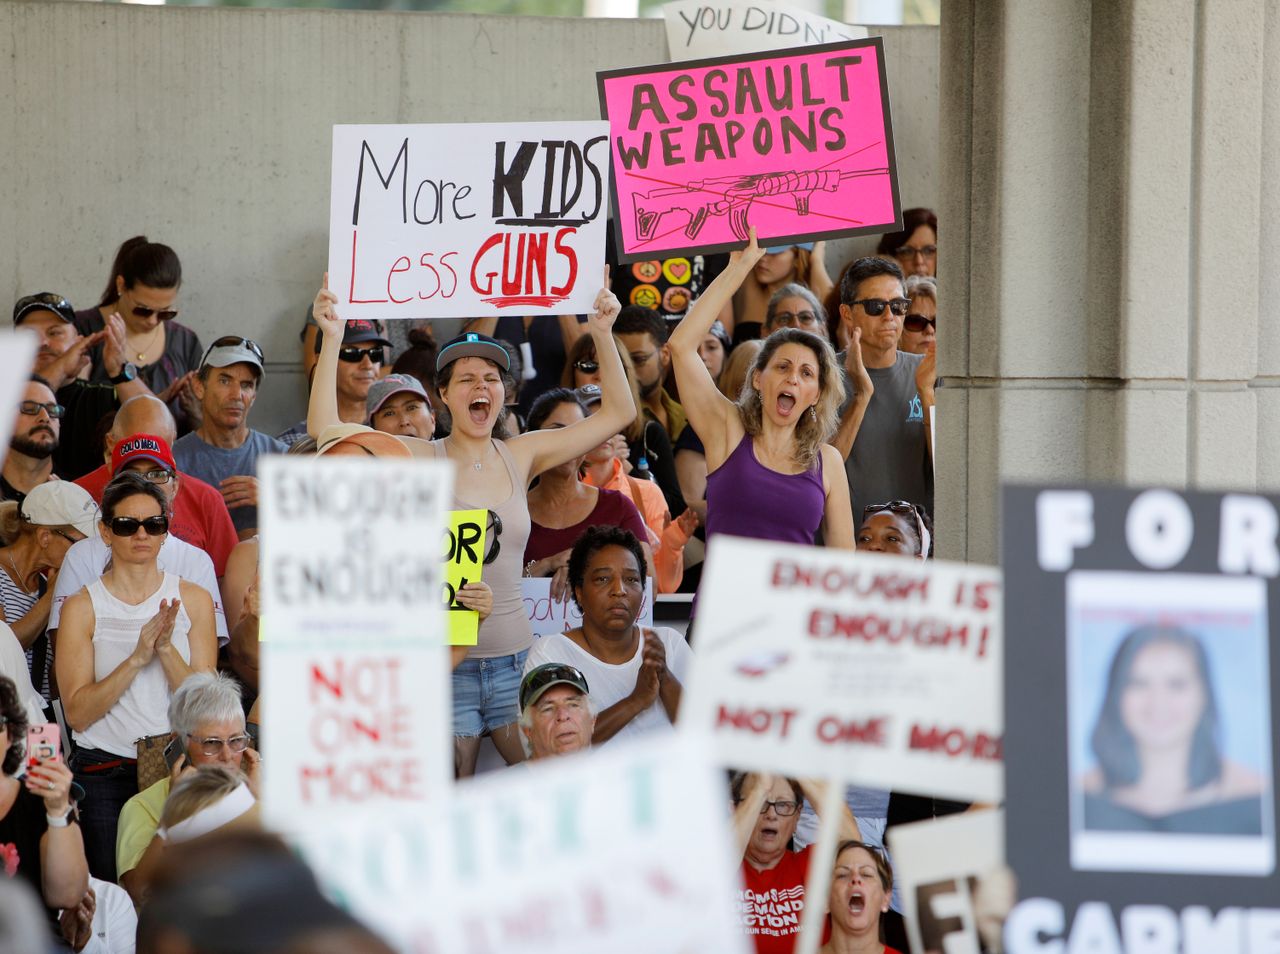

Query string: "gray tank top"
[426, 439, 532, 658]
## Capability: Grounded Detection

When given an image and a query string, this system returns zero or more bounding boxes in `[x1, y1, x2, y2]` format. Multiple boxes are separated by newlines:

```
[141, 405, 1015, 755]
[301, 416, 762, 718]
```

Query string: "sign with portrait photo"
[1002, 485, 1280, 953]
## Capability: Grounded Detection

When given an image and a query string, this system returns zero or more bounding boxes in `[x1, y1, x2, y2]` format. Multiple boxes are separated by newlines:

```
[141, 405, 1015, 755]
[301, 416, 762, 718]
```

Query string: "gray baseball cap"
[365, 373, 430, 420]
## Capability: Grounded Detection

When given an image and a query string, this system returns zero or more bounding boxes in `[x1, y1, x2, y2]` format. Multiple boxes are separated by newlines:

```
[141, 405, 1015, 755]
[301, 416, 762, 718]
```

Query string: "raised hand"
[846, 327, 874, 401]
[729, 227, 767, 272]
[102, 312, 129, 376]
[915, 338, 937, 397]
[138, 598, 181, 661]
[587, 266, 621, 333]
[633, 630, 665, 707]
[157, 370, 198, 405]
[25, 757, 74, 815]
[313, 272, 344, 340]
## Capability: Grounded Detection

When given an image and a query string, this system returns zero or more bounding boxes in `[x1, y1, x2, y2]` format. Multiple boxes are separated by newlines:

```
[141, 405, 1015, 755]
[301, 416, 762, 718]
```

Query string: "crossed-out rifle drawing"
[631, 159, 891, 244]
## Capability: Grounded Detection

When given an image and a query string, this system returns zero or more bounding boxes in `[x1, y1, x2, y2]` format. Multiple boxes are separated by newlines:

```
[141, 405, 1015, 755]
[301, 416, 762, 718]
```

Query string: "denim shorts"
[451, 649, 528, 736]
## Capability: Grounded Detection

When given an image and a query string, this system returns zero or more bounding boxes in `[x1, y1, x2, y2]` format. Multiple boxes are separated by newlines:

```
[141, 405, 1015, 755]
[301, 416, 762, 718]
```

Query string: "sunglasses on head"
[339, 346, 385, 364]
[903, 314, 936, 333]
[109, 515, 169, 537]
[131, 305, 179, 322]
[519, 663, 588, 711]
[850, 298, 911, 317]
[574, 359, 599, 375]
[202, 335, 265, 365]
[17, 292, 72, 313]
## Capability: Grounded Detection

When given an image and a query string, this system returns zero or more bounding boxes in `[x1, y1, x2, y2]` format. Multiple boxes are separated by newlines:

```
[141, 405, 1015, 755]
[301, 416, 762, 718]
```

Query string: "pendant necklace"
[132, 325, 162, 363]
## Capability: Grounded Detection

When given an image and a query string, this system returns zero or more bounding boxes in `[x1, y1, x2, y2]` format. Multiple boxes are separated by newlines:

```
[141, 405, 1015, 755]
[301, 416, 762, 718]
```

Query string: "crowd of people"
[1, 212, 945, 951]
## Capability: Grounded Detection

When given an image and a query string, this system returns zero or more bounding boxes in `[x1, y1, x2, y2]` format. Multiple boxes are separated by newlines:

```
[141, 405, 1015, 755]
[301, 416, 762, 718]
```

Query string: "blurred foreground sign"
[297, 734, 751, 954]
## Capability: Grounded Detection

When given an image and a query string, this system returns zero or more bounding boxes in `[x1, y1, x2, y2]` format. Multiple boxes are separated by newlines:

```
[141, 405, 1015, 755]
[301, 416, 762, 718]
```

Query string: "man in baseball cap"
[366, 373, 435, 440]
[12, 293, 147, 481]
[173, 337, 285, 540]
[279, 320, 394, 447]
[518, 663, 596, 760]
[74, 396, 237, 577]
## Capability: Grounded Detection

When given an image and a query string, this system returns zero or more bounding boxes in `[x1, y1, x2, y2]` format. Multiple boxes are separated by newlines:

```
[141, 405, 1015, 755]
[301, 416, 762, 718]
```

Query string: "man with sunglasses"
[174, 338, 285, 540]
[832, 257, 935, 527]
[278, 320, 392, 447]
[74, 397, 238, 577]
[1, 377, 63, 506]
[12, 293, 147, 482]
[114, 671, 259, 903]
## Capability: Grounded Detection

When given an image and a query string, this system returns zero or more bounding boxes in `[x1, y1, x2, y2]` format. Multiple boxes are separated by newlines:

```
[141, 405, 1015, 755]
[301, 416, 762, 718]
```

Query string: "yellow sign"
[444, 509, 487, 646]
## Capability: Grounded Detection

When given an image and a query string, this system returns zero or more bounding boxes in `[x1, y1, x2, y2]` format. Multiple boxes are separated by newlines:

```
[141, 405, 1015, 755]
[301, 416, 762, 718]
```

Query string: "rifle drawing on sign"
[632, 160, 891, 243]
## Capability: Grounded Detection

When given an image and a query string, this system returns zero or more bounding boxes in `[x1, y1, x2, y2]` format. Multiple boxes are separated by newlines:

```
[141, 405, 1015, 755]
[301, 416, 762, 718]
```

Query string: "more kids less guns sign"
[328, 122, 610, 319]
[598, 39, 901, 261]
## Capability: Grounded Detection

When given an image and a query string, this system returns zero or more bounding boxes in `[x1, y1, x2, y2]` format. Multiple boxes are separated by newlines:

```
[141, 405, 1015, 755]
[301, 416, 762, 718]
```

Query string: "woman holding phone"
[0, 675, 89, 913]
[308, 271, 636, 777]
[56, 472, 217, 881]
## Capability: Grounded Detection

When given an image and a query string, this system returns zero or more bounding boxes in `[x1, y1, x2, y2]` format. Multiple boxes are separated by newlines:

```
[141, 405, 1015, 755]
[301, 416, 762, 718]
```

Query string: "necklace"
[132, 325, 162, 363]
[4, 551, 32, 595]
[448, 437, 485, 471]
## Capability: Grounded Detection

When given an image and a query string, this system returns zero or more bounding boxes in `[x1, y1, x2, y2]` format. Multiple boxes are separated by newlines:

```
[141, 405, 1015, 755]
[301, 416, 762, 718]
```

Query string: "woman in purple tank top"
[668, 232, 854, 549]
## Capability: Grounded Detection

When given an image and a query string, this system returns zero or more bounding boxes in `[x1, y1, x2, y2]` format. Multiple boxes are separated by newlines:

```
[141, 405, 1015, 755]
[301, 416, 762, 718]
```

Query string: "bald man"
[74, 395, 238, 575]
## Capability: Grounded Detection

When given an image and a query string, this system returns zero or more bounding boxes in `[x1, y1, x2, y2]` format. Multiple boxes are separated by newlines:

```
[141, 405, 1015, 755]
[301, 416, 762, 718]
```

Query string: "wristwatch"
[45, 807, 75, 828]
[109, 362, 137, 385]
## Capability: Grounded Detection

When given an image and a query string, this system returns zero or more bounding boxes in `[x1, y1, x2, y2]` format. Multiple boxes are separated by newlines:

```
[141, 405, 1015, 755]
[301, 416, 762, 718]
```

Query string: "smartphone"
[163, 735, 184, 771]
[26, 725, 60, 767]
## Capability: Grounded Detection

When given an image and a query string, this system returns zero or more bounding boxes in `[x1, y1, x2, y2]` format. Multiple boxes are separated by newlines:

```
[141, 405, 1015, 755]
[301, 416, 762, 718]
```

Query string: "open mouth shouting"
[847, 890, 866, 917]
[776, 390, 797, 417]
[467, 395, 492, 426]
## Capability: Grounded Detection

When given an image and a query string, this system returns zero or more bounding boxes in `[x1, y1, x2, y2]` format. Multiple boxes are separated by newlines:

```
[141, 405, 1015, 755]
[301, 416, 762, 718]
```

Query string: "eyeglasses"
[137, 469, 174, 485]
[894, 244, 937, 261]
[574, 360, 600, 375]
[187, 734, 250, 757]
[202, 335, 264, 365]
[903, 314, 937, 333]
[757, 799, 801, 817]
[772, 310, 820, 327]
[519, 664, 589, 711]
[339, 346, 385, 364]
[109, 515, 169, 537]
[18, 401, 65, 419]
[850, 298, 911, 317]
[52, 530, 83, 545]
[131, 305, 179, 322]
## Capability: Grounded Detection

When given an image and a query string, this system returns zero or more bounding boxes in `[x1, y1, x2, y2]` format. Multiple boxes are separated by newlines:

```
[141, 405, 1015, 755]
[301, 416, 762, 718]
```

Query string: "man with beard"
[614, 305, 687, 443]
[174, 338, 284, 539]
[1, 378, 63, 505]
[12, 293, 147, 481]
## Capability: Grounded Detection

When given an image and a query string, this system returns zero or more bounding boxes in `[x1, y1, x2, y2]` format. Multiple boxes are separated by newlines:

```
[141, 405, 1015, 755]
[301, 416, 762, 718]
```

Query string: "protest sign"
[294, 733, 752, 954]
[683, 536, 1003, 802]
[0, 331, 39, 455]
[327, 122, 610, 319]
[523, 576, 653, 637]
[664, 0, 867, 61]
[259, 456, 453, 829]
[889, 809, 1006, 954]
[444, 509, 486, 646]
[598, 40, 900, 262]
[1002, 485, 1280, 953]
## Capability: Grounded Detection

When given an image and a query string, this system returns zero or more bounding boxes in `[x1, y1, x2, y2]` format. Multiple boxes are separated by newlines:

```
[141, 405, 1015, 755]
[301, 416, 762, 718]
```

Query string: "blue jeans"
[451, 650, 528, 736]
[70, 748, 138, 882]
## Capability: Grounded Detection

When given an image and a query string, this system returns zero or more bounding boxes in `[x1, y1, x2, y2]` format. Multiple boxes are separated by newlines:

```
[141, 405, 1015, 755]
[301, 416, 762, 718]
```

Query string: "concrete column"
[938, 0, 1274, 562]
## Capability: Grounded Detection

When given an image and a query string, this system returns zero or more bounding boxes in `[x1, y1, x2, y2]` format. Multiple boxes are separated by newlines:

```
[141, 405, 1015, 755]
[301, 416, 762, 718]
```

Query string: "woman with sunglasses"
[732, 771, 860, 954]
[668, 231, 854, 552]
[308, 271, 635, 777]
[56, 473, 216, 881]
[898, 277, 937, 356]
[0, 482, 99, 710]
[75, 237, 204, 434]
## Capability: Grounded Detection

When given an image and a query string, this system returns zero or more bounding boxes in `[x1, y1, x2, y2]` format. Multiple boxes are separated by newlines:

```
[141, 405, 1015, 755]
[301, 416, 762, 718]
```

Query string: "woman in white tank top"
[55, 472, 217, 881]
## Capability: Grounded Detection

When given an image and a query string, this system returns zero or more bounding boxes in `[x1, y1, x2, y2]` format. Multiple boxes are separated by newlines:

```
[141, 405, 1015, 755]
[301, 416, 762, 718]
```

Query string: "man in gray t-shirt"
[831, 257, 934, 525]
[173, 336, 285, 538]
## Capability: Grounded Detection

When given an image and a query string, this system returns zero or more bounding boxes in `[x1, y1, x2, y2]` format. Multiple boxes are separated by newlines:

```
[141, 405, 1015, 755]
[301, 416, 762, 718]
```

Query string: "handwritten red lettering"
[908, 725, 1002, 761]
[807, 609, 992, 658]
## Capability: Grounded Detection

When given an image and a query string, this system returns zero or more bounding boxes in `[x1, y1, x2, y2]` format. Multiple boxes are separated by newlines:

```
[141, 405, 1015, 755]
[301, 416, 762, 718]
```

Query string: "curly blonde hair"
[736, 328, 844, 470]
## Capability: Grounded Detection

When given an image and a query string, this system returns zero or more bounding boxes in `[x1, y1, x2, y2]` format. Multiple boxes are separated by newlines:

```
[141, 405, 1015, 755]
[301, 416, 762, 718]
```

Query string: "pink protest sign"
[598, 39, 900, 262]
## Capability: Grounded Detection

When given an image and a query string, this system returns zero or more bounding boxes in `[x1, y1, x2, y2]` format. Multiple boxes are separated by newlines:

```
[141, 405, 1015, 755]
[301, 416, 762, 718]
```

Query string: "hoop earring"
[808, 406, 817, 421]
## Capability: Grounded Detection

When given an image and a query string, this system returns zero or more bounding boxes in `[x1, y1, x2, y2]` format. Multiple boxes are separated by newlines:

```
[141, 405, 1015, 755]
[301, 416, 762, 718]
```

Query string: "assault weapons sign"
[598, 39, 900, 262]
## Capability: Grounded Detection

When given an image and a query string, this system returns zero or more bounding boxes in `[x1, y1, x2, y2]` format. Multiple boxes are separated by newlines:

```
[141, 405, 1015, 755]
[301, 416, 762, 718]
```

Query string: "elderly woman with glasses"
[0, 482, 99, 709]
[116, 671, 259, 904]
[732, 772, 860, 954]
[74, 236, 205, 433]
[56, 472, 216, 882]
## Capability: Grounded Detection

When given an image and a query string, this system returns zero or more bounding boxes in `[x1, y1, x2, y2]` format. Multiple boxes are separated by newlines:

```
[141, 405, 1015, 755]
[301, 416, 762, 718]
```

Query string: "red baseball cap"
[112, 433, 177, 475]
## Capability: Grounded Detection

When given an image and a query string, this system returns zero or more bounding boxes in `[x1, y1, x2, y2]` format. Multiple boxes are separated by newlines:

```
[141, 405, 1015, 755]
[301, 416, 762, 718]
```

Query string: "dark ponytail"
[98, 236, 183, 306]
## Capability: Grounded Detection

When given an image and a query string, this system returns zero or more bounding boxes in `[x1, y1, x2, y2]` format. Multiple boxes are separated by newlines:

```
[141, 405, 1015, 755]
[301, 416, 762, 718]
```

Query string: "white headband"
[914, 510, 932, 561]
[157, 782, 255, 844]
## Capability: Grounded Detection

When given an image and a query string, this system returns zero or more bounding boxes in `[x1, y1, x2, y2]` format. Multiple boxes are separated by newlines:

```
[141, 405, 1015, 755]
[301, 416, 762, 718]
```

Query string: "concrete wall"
[939, 0, 1277, 564]
[1, 2, 938, 436]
